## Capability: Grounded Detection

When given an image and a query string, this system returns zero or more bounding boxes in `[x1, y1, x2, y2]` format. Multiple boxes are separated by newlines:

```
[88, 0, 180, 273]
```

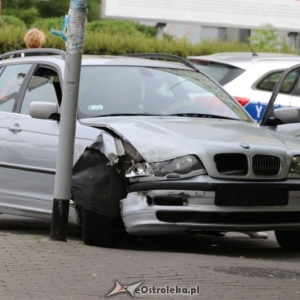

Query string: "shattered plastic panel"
[71, 148, 127, 218]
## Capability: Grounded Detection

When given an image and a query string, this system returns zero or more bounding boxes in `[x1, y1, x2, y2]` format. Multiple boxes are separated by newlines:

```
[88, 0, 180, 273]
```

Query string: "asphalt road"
[0, 214, 299, 300]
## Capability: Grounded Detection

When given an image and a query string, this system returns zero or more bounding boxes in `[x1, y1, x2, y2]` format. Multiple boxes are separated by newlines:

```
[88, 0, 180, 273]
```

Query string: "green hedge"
[0, 16, 296, 57]
[0, 27, 261, 57]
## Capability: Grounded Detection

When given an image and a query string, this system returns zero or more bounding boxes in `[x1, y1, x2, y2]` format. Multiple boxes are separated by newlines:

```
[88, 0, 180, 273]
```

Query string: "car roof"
[80, 55, 192, 69]
[0, 49, 194, 71]
[188, 52, 300, 69]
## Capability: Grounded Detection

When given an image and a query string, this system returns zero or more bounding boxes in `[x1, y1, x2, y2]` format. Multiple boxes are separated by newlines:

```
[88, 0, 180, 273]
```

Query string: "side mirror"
[273, 107, 300, 124]
[29, 102, 59, 120]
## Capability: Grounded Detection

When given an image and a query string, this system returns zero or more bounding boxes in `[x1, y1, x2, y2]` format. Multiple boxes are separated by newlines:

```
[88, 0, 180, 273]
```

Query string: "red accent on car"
[234, 97, 250, 107]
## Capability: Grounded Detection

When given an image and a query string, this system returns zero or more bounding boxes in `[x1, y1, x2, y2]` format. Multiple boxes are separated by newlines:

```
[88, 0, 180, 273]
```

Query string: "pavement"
[0, 215, 300, 300]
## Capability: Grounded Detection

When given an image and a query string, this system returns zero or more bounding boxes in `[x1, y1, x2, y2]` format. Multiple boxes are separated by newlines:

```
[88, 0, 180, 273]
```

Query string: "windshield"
[77, 66, 253, 122]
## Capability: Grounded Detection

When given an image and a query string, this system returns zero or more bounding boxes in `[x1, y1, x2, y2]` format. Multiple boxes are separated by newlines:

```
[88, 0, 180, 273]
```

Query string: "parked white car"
[1, 49, 300, 250]
[188, 52, 300, 122]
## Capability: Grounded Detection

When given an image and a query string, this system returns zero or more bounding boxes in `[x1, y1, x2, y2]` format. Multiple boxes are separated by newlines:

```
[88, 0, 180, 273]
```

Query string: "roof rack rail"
[123, 53, 199, 72]
[0, 48, 66, 60]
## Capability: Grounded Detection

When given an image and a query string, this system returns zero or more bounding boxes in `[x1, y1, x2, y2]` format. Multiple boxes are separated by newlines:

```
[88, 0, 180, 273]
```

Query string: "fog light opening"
[151, 196, 187, 206]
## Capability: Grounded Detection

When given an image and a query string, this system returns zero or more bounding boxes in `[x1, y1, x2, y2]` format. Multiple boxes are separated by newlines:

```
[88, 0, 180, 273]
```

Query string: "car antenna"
[245, 41, 258, 56]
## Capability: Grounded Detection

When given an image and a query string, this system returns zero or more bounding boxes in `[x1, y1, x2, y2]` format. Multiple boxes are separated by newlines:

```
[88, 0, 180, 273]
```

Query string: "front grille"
[252, 155, 281, 176]
[156, 211, 300, 224]
[214, 153, 248, 175]
[214, 154, 281, 177]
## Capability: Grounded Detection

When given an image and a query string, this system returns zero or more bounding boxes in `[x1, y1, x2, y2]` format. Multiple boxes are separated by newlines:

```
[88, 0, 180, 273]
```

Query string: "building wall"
[140, 19, 299, 52]
[163, 23, 299, 52]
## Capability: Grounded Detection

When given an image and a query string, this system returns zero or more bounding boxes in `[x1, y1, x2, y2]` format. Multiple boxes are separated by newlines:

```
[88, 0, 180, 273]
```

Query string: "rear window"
[189, 60, 245, 85]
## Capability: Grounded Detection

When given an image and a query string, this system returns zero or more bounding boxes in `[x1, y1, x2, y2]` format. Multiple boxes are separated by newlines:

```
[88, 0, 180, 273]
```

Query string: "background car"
[0, 49, 300, 250]
[188, 52, 300, 122]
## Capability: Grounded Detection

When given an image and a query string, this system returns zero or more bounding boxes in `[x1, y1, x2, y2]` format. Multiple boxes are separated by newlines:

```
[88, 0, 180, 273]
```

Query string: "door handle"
[8, 123, 21, 133]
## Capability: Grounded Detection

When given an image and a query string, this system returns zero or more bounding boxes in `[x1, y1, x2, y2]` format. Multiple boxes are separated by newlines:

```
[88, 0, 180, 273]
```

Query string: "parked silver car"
[1, 49, 300, 250]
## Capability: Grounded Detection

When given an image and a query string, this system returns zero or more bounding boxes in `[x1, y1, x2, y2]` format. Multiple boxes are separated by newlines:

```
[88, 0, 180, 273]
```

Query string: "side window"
[257, 70, 299, 94]
[21, 67, 61, 115]
[0, 64, 31, 112]
[256, 71, 282, 92]
[292, 70, 300, 96]
[281, 71, 299, 94]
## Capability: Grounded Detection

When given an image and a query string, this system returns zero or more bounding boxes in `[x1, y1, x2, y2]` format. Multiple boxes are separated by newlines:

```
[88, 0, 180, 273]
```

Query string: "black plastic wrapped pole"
[50, 0, 88, 241]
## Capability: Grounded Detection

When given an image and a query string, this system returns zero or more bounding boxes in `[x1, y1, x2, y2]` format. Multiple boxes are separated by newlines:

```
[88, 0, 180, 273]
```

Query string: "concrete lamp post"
[50, 0, 88, 241]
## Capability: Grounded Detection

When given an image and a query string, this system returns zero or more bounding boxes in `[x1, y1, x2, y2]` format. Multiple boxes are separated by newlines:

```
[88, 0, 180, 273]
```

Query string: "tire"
[274, 229, 300, 251]
[82, 208, 118, 247]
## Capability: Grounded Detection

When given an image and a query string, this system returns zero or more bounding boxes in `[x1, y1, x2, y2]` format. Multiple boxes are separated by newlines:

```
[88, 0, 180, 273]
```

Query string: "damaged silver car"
[1, 49, 300, 250]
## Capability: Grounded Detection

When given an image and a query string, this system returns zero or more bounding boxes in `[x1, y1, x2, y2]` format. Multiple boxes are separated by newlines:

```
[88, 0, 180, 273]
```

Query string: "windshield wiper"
[166, 113, 240, 120]
[88, 113, 240, 120]
[92, 113, 161, 117]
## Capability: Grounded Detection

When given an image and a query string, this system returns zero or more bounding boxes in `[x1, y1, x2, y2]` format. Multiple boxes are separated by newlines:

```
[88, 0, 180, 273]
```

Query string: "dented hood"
[80, 116, 300, 163]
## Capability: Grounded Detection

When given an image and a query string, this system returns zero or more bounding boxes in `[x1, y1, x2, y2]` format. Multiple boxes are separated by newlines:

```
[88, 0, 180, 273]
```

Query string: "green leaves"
[248, 23, 280, 52]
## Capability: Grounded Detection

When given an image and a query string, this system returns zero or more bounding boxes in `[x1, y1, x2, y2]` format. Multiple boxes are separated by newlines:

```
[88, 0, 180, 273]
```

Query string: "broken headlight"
[126, 162, 155, 178]
[150, 155, 206, 177]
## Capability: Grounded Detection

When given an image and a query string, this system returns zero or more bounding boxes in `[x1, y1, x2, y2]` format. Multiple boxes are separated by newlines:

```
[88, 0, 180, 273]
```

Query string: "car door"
[245, 70, 293, 122]
[0, 63, 33, 208]
[4, 64, 96, 219]
[261, 64, 300, 139]
[4, 65, 62, 216]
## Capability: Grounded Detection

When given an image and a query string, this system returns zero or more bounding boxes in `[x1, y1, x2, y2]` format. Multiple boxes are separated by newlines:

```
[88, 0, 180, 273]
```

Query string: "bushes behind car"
[0, 16, 296, 57]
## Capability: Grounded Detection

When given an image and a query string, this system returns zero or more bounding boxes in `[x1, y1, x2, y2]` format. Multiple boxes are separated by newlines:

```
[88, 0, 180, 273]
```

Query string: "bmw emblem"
[240, 143, 250, 149]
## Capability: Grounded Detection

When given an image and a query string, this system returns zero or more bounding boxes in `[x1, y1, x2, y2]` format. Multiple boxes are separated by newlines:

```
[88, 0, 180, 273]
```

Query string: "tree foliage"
[36, 1, 70, 19]
[0, 15, 27, 29]
[2, 0, 38, 9]
[86, 19, 157, 37]
[2, 0, 40, 25]
[1, 0, 101, 25]
[248, 24, 280, 52]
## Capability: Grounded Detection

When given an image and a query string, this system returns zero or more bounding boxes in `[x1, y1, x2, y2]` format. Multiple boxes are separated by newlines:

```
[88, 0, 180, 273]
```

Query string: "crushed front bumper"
[121, 177, 300, 235]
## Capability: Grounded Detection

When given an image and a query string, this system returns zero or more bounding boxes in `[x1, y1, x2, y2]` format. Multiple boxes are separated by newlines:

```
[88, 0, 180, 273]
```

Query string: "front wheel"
[82, 208, 119, 247]
[274, 229, 300, 251]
